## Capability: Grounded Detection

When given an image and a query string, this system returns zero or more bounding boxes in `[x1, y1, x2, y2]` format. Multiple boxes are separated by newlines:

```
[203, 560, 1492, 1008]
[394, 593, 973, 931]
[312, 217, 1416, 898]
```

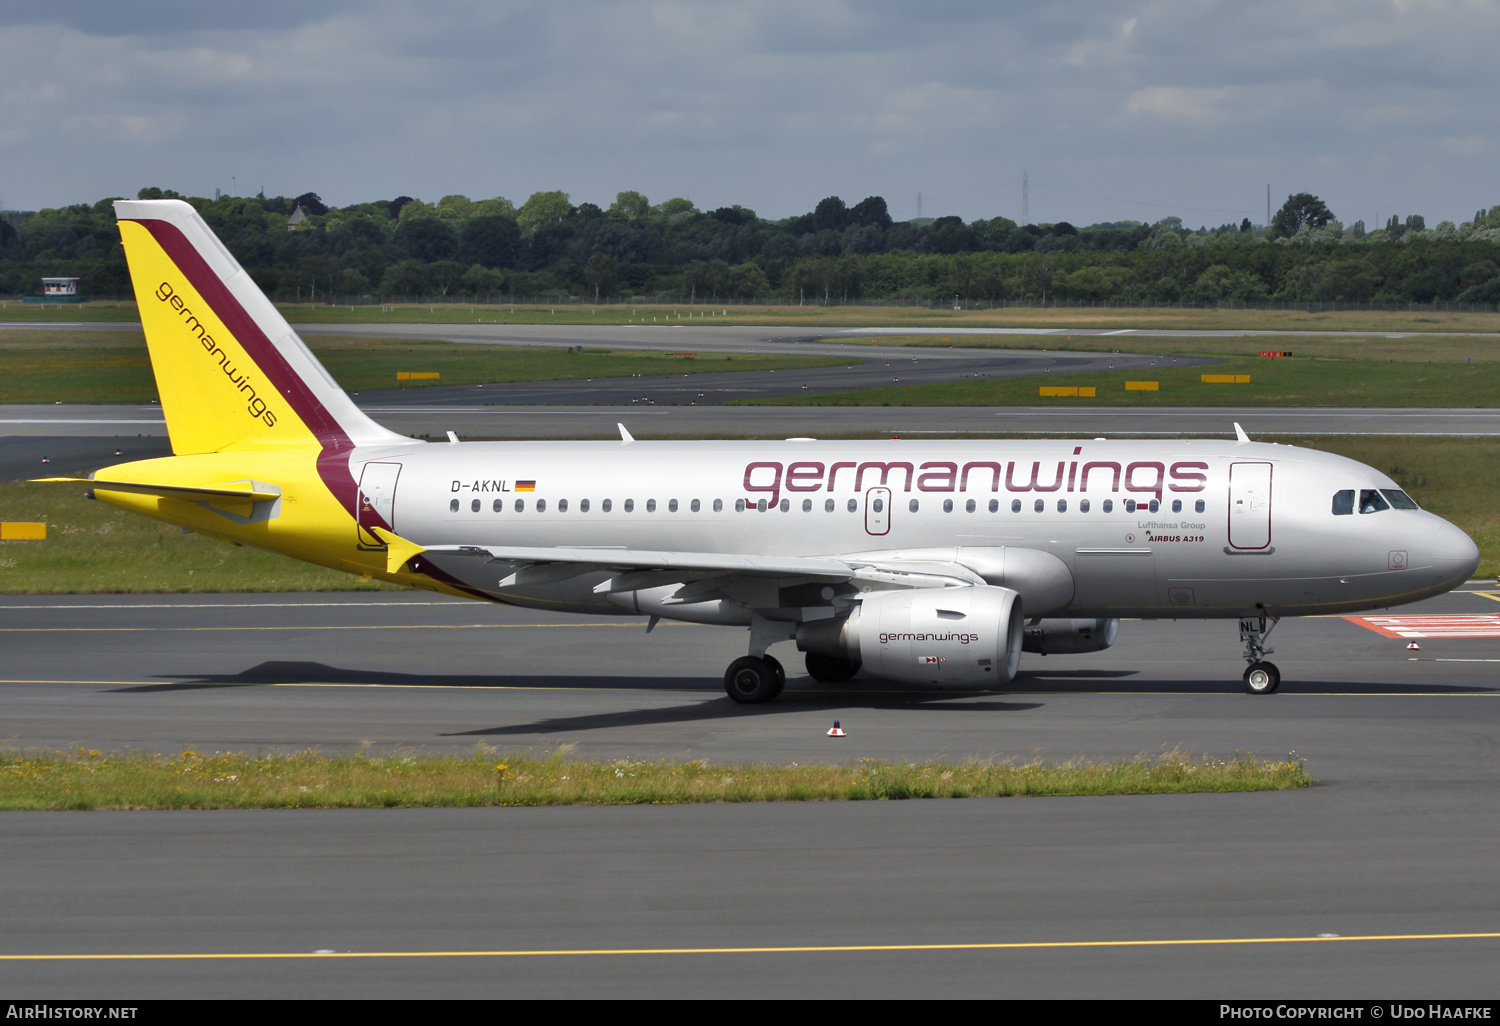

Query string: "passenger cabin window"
[1171, 500, 1181, 513]
[779, 499, 789, 512]
[1195, 499, 1205, 513]
[757, 499, 768, 512]
[802, 499, 812, 512]
[602, 499, 612, 512]
[988, 499, 999, 513]
[909, 499, 919, 513]
[691, 499, 701, 512]
[580, 499, 589, 512]
[713, 499, 723, 512]
[942, 499, 953, 513]
[1080, 499, 1090, 512]
[450, 499, 459, 512]
[514, 499, 525, 512]
[1033, 499, 1044, 513]
[825, 499, 835, 512]
[470, 499, 480, 512]
[668, 499, 678, 512]
[1103, 499, 1113, 513]
[1383, 489, 1420, 510]
[1057, 499, 1067, 512]
[557, 499, 568, 512]
[646, 499, 657, 512]
[874, 498, 885, 513]
[1124, 499, 1137, 513]
[1332, 490, 1355, 516]
[1011, 499, 1021, 513]
[624, 499, 635, 512]
[493, 498, 503, 512]
[966, 499, 976, 513]
[536, 499, 547, 512]
[846, 499, 857, 512]
[736, 499, 746, 512]
[1359, 489, 1390, 514]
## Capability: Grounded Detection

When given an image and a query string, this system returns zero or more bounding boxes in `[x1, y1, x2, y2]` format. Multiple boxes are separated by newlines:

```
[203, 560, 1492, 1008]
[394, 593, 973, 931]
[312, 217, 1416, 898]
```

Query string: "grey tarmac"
[1, 589, 1498, 996]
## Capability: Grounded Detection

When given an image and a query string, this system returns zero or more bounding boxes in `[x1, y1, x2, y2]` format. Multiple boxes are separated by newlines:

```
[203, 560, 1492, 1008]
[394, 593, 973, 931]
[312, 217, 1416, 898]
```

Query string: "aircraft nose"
[1428, 517, 1480, 585]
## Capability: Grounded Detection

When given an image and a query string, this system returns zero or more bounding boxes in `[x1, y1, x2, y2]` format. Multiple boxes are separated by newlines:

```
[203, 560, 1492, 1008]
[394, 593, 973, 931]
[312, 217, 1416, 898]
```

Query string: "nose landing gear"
[1239, 614, 1281, 694]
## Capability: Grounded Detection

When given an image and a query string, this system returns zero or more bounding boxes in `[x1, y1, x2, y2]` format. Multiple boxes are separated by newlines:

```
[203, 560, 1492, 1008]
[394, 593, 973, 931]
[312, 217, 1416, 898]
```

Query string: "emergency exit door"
[864, 487, 891, 536]
[356, 462, 402, 548]
[1228, 462, 1272, 550]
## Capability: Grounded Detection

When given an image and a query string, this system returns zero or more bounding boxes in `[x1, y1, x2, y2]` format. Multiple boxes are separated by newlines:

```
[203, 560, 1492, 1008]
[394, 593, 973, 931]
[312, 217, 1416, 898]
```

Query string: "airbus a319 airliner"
[46, 200, 1480, 700]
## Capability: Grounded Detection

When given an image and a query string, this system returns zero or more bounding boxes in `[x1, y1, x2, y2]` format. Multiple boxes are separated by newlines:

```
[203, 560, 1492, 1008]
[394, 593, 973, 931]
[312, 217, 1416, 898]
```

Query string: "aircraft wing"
[373, 529, 981, 594]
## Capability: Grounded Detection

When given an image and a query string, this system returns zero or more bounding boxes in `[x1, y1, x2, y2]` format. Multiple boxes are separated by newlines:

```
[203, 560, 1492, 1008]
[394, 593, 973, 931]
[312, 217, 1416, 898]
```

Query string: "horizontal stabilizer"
[34, 477, 281, 503]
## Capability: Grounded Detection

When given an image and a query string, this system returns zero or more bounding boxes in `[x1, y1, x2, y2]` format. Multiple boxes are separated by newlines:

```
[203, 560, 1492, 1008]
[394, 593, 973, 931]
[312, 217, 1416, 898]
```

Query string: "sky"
[1, 0, 1497, 227]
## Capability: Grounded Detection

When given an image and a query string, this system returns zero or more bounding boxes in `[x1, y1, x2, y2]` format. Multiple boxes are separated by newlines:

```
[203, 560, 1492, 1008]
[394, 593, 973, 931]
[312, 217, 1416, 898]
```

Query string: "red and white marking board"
[1346, 615, 1500, 639]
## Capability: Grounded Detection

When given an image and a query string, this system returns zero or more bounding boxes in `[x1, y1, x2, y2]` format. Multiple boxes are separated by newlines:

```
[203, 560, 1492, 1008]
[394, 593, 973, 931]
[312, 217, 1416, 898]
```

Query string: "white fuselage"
[346, 437, 1479, 619]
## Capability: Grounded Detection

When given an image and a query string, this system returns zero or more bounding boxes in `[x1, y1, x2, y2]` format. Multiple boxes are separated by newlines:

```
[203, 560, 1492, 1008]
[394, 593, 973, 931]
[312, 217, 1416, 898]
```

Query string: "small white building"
[42, 277, 79, 297]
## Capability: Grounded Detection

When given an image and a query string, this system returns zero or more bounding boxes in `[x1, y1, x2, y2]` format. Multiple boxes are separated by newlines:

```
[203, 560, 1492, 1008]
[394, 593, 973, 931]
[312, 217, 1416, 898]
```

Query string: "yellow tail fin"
[115, 199, 407, 456]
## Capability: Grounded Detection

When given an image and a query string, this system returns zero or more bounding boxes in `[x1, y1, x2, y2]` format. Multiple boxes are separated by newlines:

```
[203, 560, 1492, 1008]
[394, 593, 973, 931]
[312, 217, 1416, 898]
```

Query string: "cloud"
[1, 1, 1499, 226]
[1123, 86, 1233, 126]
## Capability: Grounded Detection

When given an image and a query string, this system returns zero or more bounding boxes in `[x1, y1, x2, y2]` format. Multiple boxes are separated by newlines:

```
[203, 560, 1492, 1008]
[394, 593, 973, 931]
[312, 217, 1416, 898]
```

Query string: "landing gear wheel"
[805, 652, 861, 683]
[1243, 661, 1281, 695]
[762, 654, 786, 699]
[725, 656, 780, 704]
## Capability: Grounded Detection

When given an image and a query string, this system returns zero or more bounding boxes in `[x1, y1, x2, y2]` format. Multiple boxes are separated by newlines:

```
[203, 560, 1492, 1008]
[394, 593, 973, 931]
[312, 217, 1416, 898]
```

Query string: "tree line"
[2, 187, 1498, 305]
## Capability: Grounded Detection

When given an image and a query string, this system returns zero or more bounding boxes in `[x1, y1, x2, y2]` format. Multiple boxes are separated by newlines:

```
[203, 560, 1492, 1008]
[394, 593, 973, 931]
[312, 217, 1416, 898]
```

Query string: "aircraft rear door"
[1228, 461, 1272, 550]
[865, 487, 891, 536]
[357, 461, 402, 548]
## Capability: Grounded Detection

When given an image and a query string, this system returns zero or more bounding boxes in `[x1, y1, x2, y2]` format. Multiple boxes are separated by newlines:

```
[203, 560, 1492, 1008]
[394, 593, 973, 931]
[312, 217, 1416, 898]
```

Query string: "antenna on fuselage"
[1233, 422, 1251, 444]
[618, 423, 635, 444]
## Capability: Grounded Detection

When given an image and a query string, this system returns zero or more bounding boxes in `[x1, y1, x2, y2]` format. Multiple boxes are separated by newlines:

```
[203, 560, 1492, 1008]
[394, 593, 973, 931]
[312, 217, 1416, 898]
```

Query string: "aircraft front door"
[356, 461, 402, 548]
[865, 486, 891, 536]
[1228, 461, 1272, 550]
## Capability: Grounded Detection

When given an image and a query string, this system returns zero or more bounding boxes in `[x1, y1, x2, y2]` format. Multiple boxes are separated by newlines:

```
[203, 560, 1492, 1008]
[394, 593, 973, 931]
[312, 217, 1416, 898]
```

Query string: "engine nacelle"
[1022, 617, 1119, 655]
[797, 585, 1023, 685]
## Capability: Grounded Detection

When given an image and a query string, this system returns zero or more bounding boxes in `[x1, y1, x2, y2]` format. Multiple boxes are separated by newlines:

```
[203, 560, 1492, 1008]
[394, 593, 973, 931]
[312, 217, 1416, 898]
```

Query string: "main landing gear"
[724, 654, 785, 704]
[1239, 614, 1282, 694]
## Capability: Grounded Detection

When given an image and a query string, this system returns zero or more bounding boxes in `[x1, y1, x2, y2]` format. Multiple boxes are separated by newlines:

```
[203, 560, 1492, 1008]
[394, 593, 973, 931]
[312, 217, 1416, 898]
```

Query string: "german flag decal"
[515, 480, 536, 492]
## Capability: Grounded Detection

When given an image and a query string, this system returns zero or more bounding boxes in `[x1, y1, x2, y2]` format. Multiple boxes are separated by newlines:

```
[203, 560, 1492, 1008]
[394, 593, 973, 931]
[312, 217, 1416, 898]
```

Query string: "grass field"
[2, 435, 1495, 592]
[0, 746, 1311, 809]
[3, 299, 1499, 333]
[0, 329, 844, 403]
[747, 351, 1500, 408]
[849, 332, 1500, 363]
[0, 480, 395, 593]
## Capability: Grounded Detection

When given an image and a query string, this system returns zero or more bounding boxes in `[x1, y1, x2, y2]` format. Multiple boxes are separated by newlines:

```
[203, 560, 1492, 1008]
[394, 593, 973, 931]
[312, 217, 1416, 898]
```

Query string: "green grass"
[0, 747, 1311, 809]
[843, 332, 1500, 363]
[4, 299, 1499, 333]
[3, 435, 1495, 593]
[743, 353, 1500, 408]
[0, 480, 393, 593]
[0, 330, 844, 403]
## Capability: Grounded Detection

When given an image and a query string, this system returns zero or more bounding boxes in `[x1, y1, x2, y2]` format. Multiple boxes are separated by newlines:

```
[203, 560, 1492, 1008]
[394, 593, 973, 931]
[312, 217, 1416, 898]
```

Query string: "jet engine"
[1021, 617, 1119, 655]
[797, 585, 1023, 685]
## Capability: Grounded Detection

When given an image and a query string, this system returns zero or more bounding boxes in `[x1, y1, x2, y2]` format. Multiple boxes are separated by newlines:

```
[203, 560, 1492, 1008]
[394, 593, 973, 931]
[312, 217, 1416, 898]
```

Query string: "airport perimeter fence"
[2, 294, 1499, 315]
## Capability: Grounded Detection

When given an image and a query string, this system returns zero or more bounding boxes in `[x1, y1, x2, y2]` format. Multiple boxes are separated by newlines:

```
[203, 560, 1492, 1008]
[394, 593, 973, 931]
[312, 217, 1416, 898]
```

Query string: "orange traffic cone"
[827, 720, 847, 738]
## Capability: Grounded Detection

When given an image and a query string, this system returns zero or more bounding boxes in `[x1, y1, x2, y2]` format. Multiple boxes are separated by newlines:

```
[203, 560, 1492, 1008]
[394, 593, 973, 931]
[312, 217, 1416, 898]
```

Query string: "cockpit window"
[1332, 490, 1354, 516]
[1359, 489, 1390, 514]
[1381, 489, 1420, 510]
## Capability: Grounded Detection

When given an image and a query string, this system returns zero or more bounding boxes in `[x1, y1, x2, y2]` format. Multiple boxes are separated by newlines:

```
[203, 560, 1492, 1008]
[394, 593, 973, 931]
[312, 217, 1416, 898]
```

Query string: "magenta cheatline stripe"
[129, 216, 360, 512]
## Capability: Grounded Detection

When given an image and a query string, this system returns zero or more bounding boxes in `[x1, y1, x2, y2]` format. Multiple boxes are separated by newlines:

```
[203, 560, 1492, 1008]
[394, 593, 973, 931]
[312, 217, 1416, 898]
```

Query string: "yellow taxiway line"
[2, 930, 1499, 961]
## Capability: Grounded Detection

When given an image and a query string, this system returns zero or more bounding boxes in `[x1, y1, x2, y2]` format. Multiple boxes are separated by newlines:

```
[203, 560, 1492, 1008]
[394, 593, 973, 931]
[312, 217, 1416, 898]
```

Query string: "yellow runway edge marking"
[0, 681, 1495, 696]
[3, 930, 1499, 961]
